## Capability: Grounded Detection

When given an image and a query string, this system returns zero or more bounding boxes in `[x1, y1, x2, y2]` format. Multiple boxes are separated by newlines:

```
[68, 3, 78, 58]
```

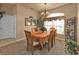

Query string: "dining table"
[31, 31, 50, 48]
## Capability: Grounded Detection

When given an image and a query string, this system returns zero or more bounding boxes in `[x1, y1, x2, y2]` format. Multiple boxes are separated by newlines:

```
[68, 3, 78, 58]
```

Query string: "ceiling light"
[40, 3, 50, 19]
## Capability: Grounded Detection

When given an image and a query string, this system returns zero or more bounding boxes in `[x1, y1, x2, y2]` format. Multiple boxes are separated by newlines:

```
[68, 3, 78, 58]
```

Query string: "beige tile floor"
[0, 38, 66, 55]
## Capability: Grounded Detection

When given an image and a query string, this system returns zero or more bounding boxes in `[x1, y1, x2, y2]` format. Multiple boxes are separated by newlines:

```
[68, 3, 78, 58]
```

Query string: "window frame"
[44, 19, 64, 35]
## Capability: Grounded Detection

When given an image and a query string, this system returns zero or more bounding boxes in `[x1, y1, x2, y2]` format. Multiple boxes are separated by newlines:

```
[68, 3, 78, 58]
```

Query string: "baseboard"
[56, 37, 65, 41]
[0, 37, 25, 48]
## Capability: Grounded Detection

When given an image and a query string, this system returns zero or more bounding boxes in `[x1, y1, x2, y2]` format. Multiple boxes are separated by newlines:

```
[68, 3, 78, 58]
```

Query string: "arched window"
[48, 13, 64, 17]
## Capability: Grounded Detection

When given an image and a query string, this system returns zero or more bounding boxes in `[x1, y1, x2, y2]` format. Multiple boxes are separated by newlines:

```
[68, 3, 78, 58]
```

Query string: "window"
[53, 20, 64, 34]
[44, 19, 64, 34]
[44, 21, 53, 31]
[44, 13, 64, 34]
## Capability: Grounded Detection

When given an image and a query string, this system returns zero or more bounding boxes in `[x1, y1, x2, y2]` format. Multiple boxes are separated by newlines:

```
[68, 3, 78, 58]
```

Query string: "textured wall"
[50, 4, 77, 18]
[16, 4, 39, 39]
[0, 4, 17, 15]
[77, 4, 79, 44]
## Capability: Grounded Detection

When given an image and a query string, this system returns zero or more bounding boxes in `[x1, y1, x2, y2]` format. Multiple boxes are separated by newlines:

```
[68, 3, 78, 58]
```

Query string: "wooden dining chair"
[50, 29, 57, 47]
[32, 28, 38, 32]
[24, 30, 39, 55]
[41, 29, 55, 51]
[47, 30, 55, 51]
[53, 30, 56, 44]
[24, 30, 33, 54]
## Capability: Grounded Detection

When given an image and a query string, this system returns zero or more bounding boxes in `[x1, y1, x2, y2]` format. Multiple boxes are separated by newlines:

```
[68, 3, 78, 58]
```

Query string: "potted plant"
[65, 39, 78, 55]
[40, 26, 47, 32]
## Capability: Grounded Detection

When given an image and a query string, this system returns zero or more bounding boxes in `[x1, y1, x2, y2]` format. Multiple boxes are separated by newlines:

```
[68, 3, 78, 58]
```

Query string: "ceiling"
[0, 3, 68, 12]
[21, 3, 68, 12]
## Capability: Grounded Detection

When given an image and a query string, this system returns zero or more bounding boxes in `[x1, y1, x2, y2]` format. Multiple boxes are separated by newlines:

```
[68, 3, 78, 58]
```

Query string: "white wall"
[0, 15, 16, 39]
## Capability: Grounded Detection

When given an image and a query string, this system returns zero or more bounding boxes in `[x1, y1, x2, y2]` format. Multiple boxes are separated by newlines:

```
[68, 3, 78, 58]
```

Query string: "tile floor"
[0, 38, 66, 55]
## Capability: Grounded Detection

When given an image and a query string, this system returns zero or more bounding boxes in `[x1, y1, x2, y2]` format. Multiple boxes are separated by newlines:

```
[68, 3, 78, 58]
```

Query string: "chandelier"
[40, 3, 50, 19]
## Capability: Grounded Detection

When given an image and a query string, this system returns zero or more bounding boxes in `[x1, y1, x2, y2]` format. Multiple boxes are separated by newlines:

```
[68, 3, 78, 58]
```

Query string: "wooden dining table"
[31, 31, 50, 48]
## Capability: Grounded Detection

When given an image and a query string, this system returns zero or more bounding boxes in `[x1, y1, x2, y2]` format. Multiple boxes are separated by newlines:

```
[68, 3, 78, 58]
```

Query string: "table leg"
[39, 40, 43, 48]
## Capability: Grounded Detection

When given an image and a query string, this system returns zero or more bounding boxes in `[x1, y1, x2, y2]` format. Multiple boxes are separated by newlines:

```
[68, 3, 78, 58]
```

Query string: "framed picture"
[25, 16, 37, 26]
[32, 19, 37, 26]
[25, 18, 31, 26]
